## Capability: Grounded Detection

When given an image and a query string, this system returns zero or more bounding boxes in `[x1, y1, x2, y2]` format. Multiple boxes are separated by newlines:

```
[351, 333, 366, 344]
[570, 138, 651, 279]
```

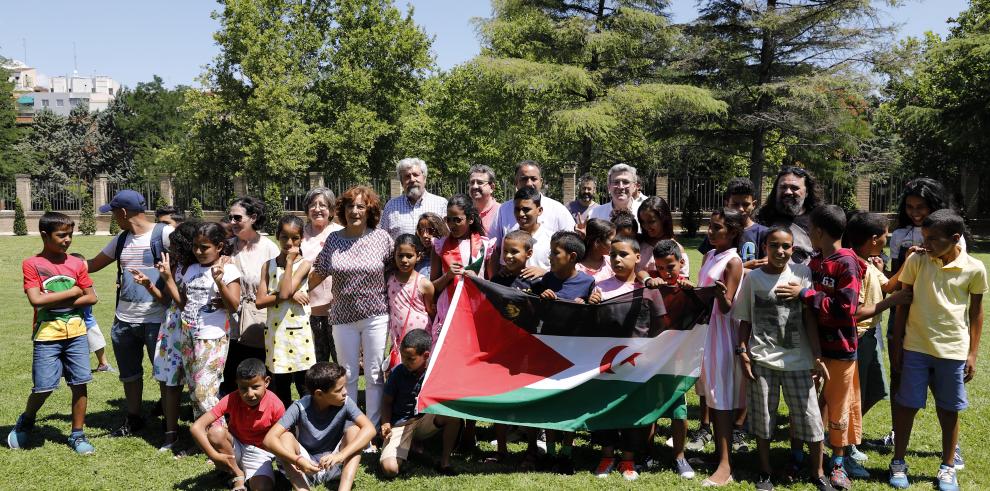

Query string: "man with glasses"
[381, 158, 448, 239]
[590, 164, 644, 223]
[489, 160, 576, 243]
[468, 164, 500, 235]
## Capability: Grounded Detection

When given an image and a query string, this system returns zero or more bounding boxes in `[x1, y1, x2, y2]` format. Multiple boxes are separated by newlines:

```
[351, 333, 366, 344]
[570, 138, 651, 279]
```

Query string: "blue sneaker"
[843, 455, 870, 479]
[888, 459, 909, 489]
[847, 444, 868, 463]
[6, 414, 34, 449]
[952, 445, 964, 470]
[936, 464, 959, 491]
[68, 431, 95, 455]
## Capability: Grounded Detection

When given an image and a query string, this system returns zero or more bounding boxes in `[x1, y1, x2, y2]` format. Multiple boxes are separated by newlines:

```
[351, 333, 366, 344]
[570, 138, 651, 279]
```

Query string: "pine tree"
[682, 192, 702, 238]
[79, 193, 97, 235]
[263, 184, 284, 235]
[13, 198, 27, 236]
[109, 215, 121, 235]
[190, 198, 204, 221]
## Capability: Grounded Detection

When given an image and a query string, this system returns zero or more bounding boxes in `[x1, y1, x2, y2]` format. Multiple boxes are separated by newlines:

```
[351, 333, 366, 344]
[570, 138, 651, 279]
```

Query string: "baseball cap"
[99, 190, 147, 213]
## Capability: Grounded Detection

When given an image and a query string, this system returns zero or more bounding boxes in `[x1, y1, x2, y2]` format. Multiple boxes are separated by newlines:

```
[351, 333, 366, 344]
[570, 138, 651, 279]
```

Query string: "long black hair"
[195, 222, 231, 256]
[447, 193, 486, 237]
[169, 220, 202, 267]
[756, 166, 821, 225]
[895, 178, 953, 229]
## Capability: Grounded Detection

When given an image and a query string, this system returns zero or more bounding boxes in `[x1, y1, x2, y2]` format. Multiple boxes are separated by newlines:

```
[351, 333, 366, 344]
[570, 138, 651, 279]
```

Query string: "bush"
[682, 192, 702, 238]
[42, 198, 52, 213]
[13, 198, 27, 236]
[263, 184, 284, 236]
[79, 194, 97, 235]
[108, 212, 121, 235]
[155, 195, 168, 211]
[190, 198, 204, 221]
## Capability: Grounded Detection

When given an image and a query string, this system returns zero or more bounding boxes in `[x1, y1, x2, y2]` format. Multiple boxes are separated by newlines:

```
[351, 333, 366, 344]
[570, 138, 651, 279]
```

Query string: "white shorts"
[87, 324, 107, 353]
[232, 436, 275, 481]
[297, 443, 343, 485]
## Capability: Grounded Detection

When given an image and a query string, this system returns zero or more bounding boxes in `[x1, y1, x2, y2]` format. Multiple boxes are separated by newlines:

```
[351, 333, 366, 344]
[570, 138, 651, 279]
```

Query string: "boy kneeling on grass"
[8, 212, 99, 455]
[379, 329, 462, 477]
[264, 362, 375, 491]
[190, 358, 285, 491]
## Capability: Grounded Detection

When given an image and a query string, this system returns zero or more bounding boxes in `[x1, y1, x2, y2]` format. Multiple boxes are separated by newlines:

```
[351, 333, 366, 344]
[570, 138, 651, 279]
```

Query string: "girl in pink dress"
[696, 207, 745, 486]
[576, 218, 615, 283]
[386, 234, 435, 370]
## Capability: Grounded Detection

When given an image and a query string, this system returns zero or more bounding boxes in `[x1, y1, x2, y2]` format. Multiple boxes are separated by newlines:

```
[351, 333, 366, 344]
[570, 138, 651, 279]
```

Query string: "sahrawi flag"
[417, 276, 709, 431]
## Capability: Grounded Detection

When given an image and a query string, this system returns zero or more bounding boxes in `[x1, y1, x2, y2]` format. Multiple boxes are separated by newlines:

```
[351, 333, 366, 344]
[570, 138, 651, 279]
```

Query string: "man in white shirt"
[489, 160, 576, 243]
[590, 164, 645, 222]
[380, 158, 448, 239]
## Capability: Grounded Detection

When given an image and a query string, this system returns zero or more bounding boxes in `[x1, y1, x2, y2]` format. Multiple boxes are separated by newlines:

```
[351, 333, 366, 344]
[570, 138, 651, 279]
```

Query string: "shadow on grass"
[0, 422, 71, 449]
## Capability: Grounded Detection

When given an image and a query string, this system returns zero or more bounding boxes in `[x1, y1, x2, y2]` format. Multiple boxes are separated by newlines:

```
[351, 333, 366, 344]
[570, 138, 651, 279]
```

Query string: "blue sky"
[0, 0, 971, 89]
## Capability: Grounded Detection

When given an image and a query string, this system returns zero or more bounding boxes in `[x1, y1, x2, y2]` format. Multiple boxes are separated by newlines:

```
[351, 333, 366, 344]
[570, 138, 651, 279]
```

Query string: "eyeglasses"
[228, 214, 245, 222]
[468, 180, 491, 186]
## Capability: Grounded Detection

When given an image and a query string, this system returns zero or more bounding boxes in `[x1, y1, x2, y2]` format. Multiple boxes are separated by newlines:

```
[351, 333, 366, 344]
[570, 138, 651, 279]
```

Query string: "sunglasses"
[228, 214, 247, 222]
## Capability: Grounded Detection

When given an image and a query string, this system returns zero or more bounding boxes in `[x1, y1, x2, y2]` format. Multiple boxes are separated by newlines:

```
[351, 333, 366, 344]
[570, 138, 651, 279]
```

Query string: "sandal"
[230, 475, 247, 491]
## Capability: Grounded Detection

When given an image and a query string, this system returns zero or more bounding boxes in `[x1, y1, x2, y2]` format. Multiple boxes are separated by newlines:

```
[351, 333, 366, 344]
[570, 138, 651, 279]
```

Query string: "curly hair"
[335, 185, 382, 229]
[756, 166, 821, 226]
[169, 220, 202, 267]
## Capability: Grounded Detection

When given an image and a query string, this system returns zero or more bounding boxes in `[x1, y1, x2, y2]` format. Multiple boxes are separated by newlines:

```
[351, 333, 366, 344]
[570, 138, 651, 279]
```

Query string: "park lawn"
[0, 234, 987, 490]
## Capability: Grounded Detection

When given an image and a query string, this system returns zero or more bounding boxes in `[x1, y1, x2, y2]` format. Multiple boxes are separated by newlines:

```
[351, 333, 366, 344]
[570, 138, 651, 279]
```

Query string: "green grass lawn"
[0, 235, 987, 490]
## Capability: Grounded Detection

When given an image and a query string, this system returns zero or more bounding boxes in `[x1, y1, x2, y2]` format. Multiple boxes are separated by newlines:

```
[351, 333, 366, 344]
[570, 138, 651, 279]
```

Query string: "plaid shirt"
[800, 248, 866, 360]
[380, 191, 448, 239]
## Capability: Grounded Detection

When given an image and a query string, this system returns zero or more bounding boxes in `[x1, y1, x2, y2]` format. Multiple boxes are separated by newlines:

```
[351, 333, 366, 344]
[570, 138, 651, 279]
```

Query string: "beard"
[580, 192, 594, 202]
[405, 184, 424, 201]
[777, 195, 805, 217]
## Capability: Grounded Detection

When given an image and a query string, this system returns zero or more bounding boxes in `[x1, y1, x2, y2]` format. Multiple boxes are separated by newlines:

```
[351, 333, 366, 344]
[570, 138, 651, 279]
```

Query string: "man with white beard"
[380, 158, 448, 239]
[755, 166, 822, 263]
[589, 164, 644, 223]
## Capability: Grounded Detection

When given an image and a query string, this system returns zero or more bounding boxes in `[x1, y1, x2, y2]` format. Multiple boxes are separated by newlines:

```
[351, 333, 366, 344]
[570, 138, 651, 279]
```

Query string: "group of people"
[8, 157, 986, 491]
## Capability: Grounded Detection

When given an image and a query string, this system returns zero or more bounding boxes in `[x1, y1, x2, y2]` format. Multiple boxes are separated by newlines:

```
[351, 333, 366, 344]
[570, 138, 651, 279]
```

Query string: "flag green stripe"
[422, 374, 697, 431]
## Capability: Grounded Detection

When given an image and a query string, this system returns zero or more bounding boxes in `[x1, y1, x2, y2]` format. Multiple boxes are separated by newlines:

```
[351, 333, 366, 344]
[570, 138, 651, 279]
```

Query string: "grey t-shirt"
[732, 264, 814, 371]
[277, 395, 363, 453]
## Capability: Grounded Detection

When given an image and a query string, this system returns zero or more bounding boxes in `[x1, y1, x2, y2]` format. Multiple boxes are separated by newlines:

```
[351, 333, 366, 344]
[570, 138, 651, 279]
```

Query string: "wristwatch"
[734, 347, 746, 355]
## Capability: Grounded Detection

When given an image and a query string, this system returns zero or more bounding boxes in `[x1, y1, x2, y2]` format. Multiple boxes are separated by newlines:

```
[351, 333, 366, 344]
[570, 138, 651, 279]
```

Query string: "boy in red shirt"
[8, 212, 98, 454]
[191, 358, 285, 491]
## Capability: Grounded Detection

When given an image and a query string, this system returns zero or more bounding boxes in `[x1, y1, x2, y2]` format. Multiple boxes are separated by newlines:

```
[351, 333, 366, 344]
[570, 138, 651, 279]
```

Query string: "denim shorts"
[895, 350, 968, 411]
[111, 318, 161, 383]
[32, 335, 93, 393]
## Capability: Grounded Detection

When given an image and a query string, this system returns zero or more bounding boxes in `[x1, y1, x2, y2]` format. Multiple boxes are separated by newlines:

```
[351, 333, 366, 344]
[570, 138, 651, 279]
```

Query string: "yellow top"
[856, 262, 888, 337]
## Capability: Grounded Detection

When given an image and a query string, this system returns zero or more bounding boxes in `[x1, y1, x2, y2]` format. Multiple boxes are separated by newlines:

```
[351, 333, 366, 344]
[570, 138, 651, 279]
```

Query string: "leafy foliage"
[108, 215, 121, 235]
[263, 184, 284, 235]
[190, 198, 204, 221]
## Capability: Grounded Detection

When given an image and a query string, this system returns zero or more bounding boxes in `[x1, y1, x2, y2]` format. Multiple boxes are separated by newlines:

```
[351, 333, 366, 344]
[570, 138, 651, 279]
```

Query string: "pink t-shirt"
[302, 222, 343, 316]
[478, 200, 500, 237]
[576, 255, 614, 283]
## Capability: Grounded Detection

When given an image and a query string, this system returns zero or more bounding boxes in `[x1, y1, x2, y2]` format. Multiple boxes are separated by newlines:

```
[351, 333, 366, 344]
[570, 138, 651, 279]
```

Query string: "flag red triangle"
[418, 279, 574, 409]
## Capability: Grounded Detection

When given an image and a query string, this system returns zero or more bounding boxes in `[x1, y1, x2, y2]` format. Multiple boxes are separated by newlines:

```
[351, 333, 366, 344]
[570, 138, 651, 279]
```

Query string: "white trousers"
[333, 314, 388, 427]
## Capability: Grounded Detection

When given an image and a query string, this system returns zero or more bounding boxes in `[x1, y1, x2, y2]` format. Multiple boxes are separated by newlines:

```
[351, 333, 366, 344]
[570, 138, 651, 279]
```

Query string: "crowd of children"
[7, 173, 986, 491]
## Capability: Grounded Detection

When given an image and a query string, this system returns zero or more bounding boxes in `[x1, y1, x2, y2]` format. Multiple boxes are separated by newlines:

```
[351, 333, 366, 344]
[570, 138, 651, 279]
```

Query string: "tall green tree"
[116, 76, 191, 177]
[0, 56, 26, 177]
[684, 0, 897, 196]
[186, 0, 432, 181]
[411, 0, 726, 178]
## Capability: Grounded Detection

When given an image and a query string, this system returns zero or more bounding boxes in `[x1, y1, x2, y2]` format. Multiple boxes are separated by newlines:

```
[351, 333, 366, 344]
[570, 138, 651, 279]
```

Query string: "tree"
[263, 184, 284, 235]
[79, 193, 97, 235]
[683, 0, 896, 196]
[109, 215, 121, 235]
[190, 198, 204, 221]
[13, 198, 27, 236]
[116, 76, 190, 177]
[0, 57, 27, 176]
[186, 0, 432, 181]
[410, 0, 726, 178]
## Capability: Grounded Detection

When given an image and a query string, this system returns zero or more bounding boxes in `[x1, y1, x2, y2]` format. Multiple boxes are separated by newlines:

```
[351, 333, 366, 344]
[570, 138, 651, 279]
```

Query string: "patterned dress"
[152, 303, 187, 387]
[431, 233, 495, 345]
[697, 248, 746, 410]
[264, 258, 317, 374]
[386, 271, 431, 370]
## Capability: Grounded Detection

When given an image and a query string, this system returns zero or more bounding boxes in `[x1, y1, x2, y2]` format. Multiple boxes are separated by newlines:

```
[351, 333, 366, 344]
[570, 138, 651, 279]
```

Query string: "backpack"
[114, 223, 167, 307]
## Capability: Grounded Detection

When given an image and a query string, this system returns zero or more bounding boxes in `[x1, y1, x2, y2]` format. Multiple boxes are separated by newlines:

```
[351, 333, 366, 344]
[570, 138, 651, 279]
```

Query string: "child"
[493, 186, 551, 279]
[380, 329, 462, 477]
[134, 220, 200, 451]
[694, 207, 744, 487]
[637, 196, 690, 279]
[531, 230, 596, 474]
[843, 211, 911, 469]
[255, 215, 318, 408]
[386, 234, 435, 370]
[264, 362, 377, 491]
[640, 239, 696, 479]
[68, 253, 113, 373]
[415, 212, 449, 277]
[137, 222, 242, 422]
[888, 210, 986, 491]
[611, 209, 638, 239]
[8, 212, 99, 454]
[591, 236, 677, 482]
[577, 218, 615, 283]
[698, 177, 769, 269]
[734, 226, 831, 491]
[156, 205, 186, 228]
[776, 204, 865, 490]
[492, 229, 536, 291]
[190, 358, 285, 491]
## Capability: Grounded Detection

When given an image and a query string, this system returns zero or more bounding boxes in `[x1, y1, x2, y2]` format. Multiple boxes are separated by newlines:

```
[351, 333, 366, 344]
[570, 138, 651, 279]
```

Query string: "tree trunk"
[750, 0, 777, 199]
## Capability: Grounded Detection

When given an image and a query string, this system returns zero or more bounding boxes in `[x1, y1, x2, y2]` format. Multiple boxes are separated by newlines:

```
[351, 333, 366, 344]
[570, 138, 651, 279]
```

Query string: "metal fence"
[666, 176, 725, 212]
[0, 179, 15, 210]
[172, 177, 233, 212]
[32, 179, 90, 211]
[869, 175, 908, 213]
[108, 179, 160, 210]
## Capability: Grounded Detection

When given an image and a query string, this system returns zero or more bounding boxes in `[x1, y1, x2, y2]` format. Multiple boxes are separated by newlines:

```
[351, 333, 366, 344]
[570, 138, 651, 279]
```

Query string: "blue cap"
[100, 190, 147, 213]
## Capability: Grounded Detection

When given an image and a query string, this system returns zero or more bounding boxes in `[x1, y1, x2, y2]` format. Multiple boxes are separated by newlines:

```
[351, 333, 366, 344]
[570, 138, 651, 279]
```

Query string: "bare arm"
[335, 414, 376, 460]
[716, 257, 743, 314]
[25, 285, 84, 308]
[421, 276, 436, 320]
[86, 252, 114, 274]
[965, 293, 983, 383]
[190, 410, 243, 477]
[255, 262, 276, 309]
[279, 257, 311, 301]
[890, 283, 913, 371]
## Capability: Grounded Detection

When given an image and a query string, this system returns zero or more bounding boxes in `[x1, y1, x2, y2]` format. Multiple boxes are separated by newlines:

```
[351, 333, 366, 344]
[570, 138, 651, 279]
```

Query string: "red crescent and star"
[599, 345, 642, 374]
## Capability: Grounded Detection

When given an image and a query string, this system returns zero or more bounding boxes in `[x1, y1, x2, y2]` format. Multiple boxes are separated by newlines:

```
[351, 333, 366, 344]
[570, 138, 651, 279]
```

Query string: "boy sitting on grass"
[264, 362, 376, 491]
[380, 329, 462, 477]
[8, 212, 99, 455]
[190, 358, 285, 491]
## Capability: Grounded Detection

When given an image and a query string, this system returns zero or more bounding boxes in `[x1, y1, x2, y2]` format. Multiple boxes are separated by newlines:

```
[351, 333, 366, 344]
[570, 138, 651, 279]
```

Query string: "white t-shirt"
[490, 194, 575, 243]
[178, 263, 241, 339]
[498, 224, 553, 270]
[732, 264, 814, 371]
[230, 237, 281, 302]
[100, 225, 174, 324]
[588, 198, 644, 223]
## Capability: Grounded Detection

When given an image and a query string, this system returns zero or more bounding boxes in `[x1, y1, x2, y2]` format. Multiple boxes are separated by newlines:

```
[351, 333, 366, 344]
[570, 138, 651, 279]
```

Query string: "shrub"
[682, 192, 702, 238]
[263, 184, 284, 235]
[13, 198, 27, 236]
[190, 198, 204, 221]
[79, 193, 97, 235]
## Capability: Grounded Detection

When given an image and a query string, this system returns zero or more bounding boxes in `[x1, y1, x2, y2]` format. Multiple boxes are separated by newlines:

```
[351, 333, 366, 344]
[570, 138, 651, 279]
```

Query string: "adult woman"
[309, 186, 393, 428]
[221, 196, 280, 396]
[300, 187, 343, 363]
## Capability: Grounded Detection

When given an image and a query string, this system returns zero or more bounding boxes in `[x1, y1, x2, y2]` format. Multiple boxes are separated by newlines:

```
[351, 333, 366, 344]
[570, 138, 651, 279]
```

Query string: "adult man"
[380, 158, 448, 238]
[566, 174, 599, 222]
[755, 166, 821, 263]
[589, 164, 644, 222]
[86, 190, 173, 436]
[490, 160, 576, 242]
[468, 164, 500, 234]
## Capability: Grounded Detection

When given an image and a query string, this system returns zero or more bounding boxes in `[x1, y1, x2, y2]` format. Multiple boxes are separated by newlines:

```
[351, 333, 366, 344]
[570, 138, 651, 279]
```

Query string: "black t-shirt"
[384, 364, 425, 425]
